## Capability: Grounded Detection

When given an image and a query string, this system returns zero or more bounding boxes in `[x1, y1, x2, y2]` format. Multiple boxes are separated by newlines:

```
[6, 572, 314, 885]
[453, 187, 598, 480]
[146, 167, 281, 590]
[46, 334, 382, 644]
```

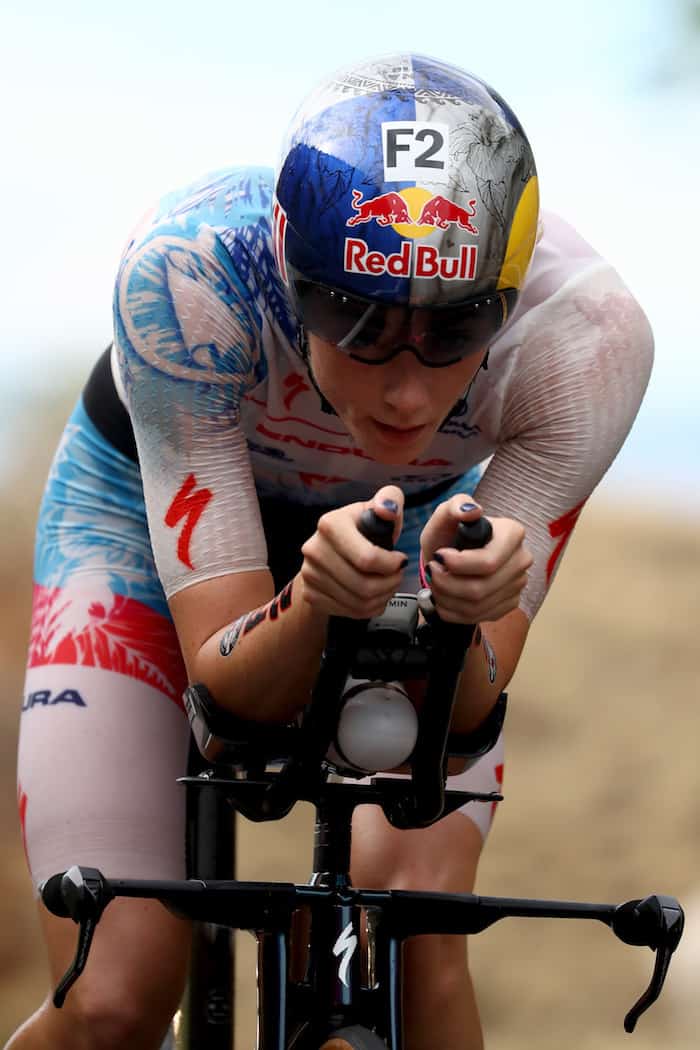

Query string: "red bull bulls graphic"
[346, 189, 479, 237]
[417, 195, 478, 235]
[344, 238, 478, 281]
[346, 190, 412, 227]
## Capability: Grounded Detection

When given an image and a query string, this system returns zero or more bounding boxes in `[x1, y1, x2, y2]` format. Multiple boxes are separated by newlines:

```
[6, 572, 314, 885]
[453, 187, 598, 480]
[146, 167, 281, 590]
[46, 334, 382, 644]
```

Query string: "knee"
[55, 958, 186, 1050]
[352, 810, 484, 895]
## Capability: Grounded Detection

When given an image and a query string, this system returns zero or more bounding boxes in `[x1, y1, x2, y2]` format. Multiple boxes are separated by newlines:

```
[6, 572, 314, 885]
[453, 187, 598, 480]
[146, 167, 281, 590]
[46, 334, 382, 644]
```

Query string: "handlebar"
[40, 864, 684, 1030]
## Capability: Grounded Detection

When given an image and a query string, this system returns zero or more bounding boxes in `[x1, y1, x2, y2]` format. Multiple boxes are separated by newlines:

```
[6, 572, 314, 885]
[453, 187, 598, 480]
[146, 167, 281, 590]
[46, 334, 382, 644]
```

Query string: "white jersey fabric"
[113, 167, 653, 619]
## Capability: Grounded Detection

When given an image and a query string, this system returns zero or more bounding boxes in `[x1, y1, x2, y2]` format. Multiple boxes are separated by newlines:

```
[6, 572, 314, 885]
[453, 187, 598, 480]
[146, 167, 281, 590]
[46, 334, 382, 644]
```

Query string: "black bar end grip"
[454, 516, 493, 551]
[358, 507, 395, 549]
[40, 873, 71, 918]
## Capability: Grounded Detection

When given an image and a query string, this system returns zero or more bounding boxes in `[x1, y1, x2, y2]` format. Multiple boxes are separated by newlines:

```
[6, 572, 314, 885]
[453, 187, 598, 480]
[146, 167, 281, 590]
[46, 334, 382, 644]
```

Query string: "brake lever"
[611, 894, 684, 1031]
[40, 866, 114, 1007]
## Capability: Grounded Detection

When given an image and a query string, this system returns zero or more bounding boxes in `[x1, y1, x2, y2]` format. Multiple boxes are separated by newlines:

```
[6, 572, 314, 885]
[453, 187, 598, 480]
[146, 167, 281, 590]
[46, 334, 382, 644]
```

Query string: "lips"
[372, 420, 426, 442]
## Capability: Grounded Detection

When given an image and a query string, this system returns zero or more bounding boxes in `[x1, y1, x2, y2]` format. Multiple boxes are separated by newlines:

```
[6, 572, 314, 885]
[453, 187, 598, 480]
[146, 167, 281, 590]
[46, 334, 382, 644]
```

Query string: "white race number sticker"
[382, 122, 449, 184]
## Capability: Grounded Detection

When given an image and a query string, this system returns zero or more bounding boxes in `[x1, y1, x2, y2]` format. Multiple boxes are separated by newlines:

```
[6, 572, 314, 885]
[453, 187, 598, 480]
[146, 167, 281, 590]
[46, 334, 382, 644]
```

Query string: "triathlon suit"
[17, 167, 653, 891]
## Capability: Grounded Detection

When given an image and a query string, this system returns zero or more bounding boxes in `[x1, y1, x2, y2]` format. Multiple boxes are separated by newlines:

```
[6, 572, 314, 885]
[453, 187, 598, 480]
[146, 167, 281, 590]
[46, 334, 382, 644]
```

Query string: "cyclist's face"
[307, 332, 488, 465]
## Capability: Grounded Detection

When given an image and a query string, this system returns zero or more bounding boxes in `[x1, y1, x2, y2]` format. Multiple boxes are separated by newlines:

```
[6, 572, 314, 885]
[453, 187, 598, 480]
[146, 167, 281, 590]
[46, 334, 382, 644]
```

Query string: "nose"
[379, 348, 433, 420]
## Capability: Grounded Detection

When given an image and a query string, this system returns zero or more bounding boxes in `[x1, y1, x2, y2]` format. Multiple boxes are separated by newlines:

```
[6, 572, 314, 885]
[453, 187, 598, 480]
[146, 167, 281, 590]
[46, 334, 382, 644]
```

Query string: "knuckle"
[316, 512, 335, 537]
[358, 576, 383, 601]
[479, 553, 498, 576]
[300, 537, 316, 562]
[355, 548, 379, 574]
[464, 579, 485, 603]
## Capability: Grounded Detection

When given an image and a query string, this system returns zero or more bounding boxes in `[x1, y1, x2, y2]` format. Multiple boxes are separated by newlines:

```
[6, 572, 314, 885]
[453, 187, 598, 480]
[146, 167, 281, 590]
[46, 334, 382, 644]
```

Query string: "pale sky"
[1, 0, 698, 504]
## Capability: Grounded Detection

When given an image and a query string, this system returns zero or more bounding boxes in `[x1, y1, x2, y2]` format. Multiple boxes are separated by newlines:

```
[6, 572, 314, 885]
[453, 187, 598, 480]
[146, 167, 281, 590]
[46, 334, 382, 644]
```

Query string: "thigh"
[351, 805, 484, 895]
[19, 661, 190, 889]
[350, 729, 504, 892]
[18, 398, 191, 891]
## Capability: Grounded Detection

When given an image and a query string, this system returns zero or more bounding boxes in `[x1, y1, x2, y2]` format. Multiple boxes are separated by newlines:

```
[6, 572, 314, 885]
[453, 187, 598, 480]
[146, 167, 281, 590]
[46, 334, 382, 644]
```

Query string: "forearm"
[194, 574, 329, 722]
[450, 608, 529, 733]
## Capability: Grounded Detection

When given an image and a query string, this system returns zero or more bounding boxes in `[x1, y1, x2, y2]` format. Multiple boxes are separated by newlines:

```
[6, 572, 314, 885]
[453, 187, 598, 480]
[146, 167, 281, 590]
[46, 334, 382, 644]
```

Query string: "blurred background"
[1, 1, 698, 1046]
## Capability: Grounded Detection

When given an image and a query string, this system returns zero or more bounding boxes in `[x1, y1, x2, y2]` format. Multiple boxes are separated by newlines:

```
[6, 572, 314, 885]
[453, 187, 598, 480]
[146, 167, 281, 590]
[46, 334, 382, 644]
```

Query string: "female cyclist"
[9, 53, 653, 1050]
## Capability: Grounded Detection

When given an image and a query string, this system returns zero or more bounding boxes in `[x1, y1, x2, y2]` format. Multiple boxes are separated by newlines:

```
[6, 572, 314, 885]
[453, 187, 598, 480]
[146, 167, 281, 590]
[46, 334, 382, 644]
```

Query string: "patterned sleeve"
[113, 216, 269, 599]
[474, 260, 654, 621]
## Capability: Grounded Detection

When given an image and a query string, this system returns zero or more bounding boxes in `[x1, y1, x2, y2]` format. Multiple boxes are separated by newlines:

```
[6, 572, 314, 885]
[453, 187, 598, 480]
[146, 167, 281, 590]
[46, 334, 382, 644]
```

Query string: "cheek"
[309, 345, 371, 411]
[430, 360, 481, 409]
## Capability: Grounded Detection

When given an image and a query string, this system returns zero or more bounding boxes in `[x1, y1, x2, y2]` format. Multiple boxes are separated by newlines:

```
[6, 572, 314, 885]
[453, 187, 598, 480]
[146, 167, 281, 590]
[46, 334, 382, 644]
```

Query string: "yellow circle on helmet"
[497, 175, 540, 291]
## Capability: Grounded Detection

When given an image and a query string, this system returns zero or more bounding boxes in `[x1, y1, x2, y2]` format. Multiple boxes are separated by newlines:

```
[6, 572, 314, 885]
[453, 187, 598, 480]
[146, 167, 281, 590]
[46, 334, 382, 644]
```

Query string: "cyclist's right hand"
[300, 485, 406, 619]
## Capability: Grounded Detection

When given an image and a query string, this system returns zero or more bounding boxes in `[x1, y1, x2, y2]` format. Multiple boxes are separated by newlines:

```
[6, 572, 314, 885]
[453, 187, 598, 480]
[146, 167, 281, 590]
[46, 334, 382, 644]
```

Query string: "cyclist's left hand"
[419, 495, 533, 624]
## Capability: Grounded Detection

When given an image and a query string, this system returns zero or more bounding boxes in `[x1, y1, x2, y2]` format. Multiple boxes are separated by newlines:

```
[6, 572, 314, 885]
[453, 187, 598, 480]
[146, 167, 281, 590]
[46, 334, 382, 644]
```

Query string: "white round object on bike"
[328, 679, 418, 776]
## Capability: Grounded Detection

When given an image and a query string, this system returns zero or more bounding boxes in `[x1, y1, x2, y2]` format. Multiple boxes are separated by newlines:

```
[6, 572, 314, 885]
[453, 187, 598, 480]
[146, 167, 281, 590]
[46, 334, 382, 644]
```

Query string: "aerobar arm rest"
[184, 683, 299, 767]
[446, 691, 507, 766]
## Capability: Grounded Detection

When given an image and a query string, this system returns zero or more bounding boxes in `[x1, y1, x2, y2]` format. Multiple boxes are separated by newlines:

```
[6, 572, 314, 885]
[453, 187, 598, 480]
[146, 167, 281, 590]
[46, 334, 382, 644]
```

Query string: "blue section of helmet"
[412, 55, 493, 109]
[411, 55, 523, 133]
[278, 90, 417, 303]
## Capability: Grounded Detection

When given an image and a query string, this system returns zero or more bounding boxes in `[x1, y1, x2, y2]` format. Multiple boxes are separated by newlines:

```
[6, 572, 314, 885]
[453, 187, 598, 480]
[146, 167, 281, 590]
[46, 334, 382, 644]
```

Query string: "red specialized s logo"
[546, 500, 587, 585]
[165, 474, 213, 570]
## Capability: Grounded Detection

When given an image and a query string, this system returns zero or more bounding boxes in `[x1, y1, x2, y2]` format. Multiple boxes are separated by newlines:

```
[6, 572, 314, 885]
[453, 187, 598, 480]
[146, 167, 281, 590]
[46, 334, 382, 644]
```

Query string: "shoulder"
[116, 165, 293, 331]
[114, 167, 295, 395]
[123, 166, 276, 249]
[491, 211, 653, 391]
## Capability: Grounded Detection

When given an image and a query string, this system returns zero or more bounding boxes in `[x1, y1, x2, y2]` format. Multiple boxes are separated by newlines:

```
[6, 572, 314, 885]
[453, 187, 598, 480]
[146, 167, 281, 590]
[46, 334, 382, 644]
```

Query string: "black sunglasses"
[291, 279, 516, 368]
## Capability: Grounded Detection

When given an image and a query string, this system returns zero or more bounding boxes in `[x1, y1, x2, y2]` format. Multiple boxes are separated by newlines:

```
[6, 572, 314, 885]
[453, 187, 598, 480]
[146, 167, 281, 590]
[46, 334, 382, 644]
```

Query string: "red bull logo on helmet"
[346, 186, 479, 239]
[345, 238, 478, 282]
[344, 185, 480, 281]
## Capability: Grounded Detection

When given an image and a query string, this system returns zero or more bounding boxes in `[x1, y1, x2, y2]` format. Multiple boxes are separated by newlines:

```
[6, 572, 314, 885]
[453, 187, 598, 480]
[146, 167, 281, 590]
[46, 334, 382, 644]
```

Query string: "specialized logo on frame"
[333, 922, 358, 988]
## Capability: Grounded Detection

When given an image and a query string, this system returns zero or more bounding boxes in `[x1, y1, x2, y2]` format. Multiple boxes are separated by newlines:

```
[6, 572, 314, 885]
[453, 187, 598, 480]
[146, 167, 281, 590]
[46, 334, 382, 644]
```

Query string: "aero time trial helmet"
[272, 54, 539, 368]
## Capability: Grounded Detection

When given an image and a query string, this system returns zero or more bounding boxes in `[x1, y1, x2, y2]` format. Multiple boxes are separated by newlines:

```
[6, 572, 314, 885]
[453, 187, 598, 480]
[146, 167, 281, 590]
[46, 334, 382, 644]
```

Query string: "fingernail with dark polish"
[433, 552, 446, 565]
[399, 557, 408, 570]
[382, 499, 399, 513]
[460, 502, 479, 513]
[424, 564, 432, 582]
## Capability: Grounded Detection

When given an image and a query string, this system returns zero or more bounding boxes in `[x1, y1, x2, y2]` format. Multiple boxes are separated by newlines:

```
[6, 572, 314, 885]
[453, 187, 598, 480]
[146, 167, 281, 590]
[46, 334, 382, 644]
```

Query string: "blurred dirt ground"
[1, 393, 698, 1048]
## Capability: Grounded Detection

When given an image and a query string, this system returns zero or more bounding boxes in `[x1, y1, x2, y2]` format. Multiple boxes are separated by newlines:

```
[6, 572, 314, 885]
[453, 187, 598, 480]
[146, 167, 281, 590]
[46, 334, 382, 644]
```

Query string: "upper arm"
[113, 218, 269, 604]
[475, 262, 653, 620]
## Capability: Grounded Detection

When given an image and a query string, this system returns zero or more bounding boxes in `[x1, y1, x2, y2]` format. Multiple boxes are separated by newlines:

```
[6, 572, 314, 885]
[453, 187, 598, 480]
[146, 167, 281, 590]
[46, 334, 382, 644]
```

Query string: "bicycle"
[39, 512, 684, 1048]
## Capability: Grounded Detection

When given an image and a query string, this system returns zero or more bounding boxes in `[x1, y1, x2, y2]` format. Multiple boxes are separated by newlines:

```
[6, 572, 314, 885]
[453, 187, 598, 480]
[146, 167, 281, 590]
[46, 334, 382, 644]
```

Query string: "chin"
[370, 449, 415, 466]
[364, 436, 432, 466]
